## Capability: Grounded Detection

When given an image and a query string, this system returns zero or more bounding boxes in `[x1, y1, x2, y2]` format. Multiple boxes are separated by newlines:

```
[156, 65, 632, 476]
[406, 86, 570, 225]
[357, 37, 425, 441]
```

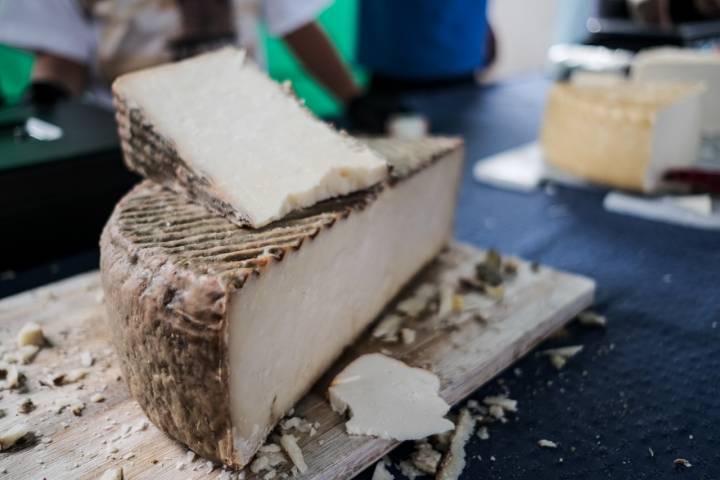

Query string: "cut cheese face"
[227, 147, 461, 461]
[113, 48, 388, 228]
[100, 137, 463, 468]
[633, 48, 720, 135]
[541, 82, 703, 192]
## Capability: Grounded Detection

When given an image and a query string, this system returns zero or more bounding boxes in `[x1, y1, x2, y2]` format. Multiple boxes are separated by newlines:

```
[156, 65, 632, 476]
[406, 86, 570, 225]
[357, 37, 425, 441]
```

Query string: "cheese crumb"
[372, 459, 395, 480]
[542, 346, 584, 370]
[134, 420, 149, 432]
[436, 409, 475, 480]
[373, 314, 403, 343]
[80, 351, 94, 367]
[538, 439, 558, 449]
[99, 467, 123, 480]
[280, 434, 308, 473]
[401, 328, 417, 345]
[17, 322, 45, 347]
[397, 460, 424, 480]
[0, 423, 30, 450]
[1, 365, 22, 390]
[396, 296, 429, 317]
[250, 455, 269, 473]
[410, 441, 442, 474]
[50, 368, 88, 386]
[577, 311, 607, 328]
[437, 285, 455, 320]
[71, 401, 86, 416]
[483, 396, 518, 413]
[91, 393, 106, 403]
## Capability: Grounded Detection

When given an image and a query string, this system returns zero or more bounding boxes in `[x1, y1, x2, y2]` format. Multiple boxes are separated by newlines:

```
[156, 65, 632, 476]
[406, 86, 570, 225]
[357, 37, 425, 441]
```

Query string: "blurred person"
[348, 0, 495, 133]
[0, 0, 361, 109]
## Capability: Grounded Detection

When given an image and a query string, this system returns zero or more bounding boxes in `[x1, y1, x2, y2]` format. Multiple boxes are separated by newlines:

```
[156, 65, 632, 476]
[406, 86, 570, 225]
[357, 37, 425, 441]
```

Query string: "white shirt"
[0, 0, 331, 106]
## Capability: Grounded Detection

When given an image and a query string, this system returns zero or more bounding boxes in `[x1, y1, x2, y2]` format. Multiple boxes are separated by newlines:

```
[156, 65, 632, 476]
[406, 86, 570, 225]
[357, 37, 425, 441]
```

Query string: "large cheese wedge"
[541, 82, 703, 192]
[632, 48, 720, 135]
[112, 48, 387, 228]
[100, 137, 462, 468]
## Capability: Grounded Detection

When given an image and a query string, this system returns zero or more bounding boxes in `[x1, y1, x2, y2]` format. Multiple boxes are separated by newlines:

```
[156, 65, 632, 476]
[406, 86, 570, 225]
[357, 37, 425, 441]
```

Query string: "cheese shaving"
[436, 409, 476, 480]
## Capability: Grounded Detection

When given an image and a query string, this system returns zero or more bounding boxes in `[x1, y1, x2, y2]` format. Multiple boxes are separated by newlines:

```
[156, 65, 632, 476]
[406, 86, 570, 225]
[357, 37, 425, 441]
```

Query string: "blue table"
[1, 75, 719, 479]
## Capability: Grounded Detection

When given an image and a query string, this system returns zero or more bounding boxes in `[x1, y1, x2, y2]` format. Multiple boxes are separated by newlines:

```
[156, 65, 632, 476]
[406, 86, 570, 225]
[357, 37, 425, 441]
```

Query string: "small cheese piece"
[113, 48, 388, 228]
[410, 441, 442, 474]
[577, 311, 607, 328]
[538, 439, 558, 449]
[436, 409, 475, 480]
[372, 460, 395, 480]
[542, 345, 584, 370]
[99, 467, 124, 480]
[541, 82, 704, 192]
[328, 354, 454, 441]
[1, 365, 21, 390]
[633, 48, 720, 134]
[0, 423, 30, 450]
[280, 434, 307, 473]
[17, 322, 44, 347]
[100, 138, 462, 468]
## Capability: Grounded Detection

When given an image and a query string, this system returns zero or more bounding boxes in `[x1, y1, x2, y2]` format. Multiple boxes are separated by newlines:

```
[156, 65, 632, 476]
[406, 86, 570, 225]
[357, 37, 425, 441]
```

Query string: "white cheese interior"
[114, 48, 388, 227]
[633, 48, 720, 134]
[227, 151, 461, 464]
[542, 82, 703, 192]
[328, 353, 454, 441]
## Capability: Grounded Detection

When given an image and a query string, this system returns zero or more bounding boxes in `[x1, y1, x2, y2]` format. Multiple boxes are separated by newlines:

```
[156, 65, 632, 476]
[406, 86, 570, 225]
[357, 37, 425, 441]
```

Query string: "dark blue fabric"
[357, 0, 489, 79]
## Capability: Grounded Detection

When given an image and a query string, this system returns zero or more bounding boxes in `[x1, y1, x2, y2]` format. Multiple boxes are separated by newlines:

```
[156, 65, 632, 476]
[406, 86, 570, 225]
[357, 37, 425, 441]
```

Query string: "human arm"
[282, 21, 361, 103]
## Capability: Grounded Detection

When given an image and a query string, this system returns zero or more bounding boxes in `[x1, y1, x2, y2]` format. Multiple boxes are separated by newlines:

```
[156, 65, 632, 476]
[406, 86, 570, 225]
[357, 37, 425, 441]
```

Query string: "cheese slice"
[541, 82, 703, 192]
[100, 137, 462, 468]
[632, 48, 720, 135]
[328, 353, 454, 441]
[112, 48, 388, 228]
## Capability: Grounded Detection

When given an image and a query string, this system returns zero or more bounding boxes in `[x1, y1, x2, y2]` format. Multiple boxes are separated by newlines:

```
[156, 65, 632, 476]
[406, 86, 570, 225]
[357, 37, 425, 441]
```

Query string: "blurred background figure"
[0, 0, 360, 109]
[347, 0, 495, 133]
[603, 0, 720, 26]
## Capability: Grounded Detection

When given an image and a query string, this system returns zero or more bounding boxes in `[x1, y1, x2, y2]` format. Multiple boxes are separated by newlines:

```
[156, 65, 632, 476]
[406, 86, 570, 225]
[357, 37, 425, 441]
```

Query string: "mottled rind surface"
[100, 234, 235, 463]
[100, 137, 463, 468]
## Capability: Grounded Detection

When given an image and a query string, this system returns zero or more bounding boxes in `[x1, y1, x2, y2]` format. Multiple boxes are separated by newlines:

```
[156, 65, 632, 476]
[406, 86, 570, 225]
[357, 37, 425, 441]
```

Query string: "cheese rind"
[632, 48, 720, 134]
[100, 138, 462, 468]
[541, 82, 703, 192]
[113, 48, 388, 228]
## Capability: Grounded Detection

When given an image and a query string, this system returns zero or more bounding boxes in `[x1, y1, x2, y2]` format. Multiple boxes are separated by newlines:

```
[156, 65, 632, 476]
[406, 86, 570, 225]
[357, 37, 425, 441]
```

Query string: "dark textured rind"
[100, 233, 236, 464]
[100, 137, 463, 468]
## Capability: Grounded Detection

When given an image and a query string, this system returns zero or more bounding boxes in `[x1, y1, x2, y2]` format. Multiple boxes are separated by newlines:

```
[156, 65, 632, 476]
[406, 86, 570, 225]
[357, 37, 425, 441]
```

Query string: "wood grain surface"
[0, 242, 594, 479]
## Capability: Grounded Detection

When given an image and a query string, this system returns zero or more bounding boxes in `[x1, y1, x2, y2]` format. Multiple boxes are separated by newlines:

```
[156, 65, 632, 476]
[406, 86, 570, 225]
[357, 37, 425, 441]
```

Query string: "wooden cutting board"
[0, 242, 594, 480]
